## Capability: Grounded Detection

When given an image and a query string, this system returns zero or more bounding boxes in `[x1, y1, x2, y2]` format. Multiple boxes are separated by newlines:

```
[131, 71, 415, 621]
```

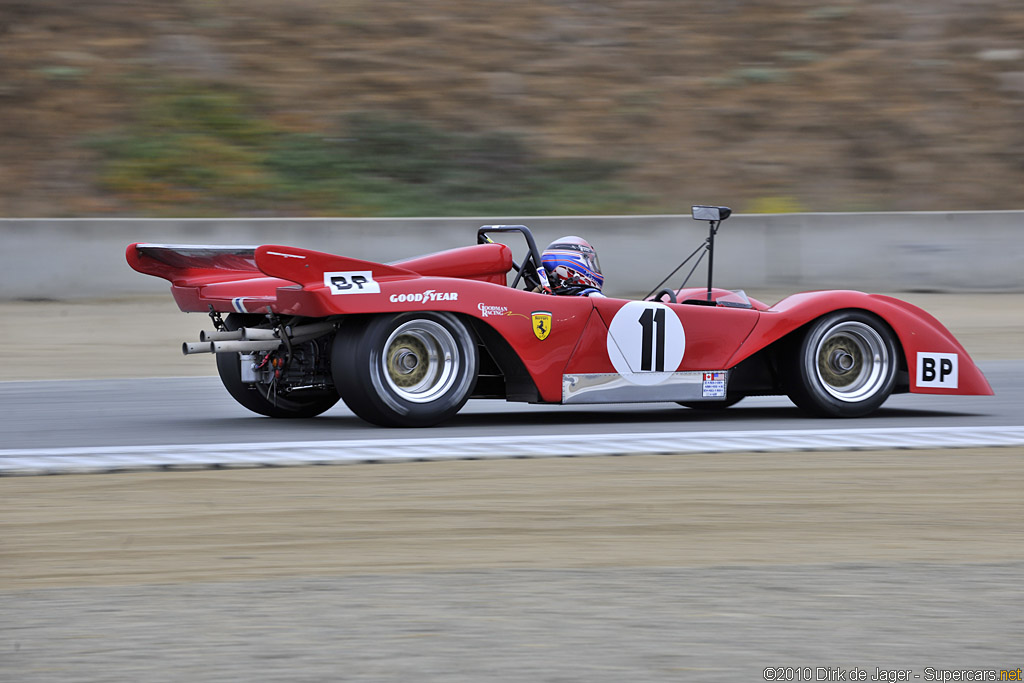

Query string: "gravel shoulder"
[3, 448, 1022, 590]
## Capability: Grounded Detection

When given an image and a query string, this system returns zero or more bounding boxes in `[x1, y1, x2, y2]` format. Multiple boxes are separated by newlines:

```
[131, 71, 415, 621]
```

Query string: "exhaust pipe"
[199, 329, 243, 342]
[199, 322, 333, 343]
[199, 327, 277, 342]
[183, 339, 278, 356]
[244, 328, 278, 340]
[210, 339, 285, 354]
[183, 341, 214, 355]
[284, 321, 336, 339]
[185, 322, 337, 355]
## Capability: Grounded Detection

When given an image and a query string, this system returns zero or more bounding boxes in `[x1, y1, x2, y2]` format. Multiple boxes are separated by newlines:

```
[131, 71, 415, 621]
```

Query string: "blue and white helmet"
[541, 236, 603, 291]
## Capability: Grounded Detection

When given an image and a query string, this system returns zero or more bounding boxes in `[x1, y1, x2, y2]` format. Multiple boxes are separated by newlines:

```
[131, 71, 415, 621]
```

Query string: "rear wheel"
[332, 312, 478, 427]
[785, 311, 898, 417]
[215, 313, 339, 418]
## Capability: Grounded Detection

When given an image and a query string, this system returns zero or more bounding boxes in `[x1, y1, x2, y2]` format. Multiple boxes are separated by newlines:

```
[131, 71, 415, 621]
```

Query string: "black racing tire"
[215, 313, 339, 418]
[784, 310, 899, 418]
[677, 396, 744, 410]
[332, 312, 478, 427]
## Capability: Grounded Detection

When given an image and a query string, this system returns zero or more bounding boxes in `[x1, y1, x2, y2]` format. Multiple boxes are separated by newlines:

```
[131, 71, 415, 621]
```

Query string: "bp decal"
[606, 301, 685, 385]
[916, 352, 958, 388]
[324, 270, 380, 295]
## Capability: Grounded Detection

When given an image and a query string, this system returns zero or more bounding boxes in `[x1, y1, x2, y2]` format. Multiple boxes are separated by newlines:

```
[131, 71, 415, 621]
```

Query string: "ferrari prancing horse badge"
[532, 311, 552, 340]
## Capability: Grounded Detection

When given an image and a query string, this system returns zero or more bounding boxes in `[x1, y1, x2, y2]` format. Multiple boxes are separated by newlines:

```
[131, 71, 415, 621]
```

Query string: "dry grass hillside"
[1, 0, 1023, 216]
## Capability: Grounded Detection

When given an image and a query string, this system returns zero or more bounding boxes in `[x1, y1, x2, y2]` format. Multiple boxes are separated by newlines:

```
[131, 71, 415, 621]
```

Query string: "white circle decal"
[606, 301, 685, 385]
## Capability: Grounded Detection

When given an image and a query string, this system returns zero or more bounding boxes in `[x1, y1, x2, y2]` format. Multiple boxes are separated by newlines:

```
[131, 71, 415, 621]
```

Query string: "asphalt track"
[2, 360, 1021, 449]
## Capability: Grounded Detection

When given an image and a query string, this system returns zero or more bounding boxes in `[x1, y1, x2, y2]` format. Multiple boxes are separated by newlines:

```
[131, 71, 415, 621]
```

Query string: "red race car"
[127, 206, 992, 427]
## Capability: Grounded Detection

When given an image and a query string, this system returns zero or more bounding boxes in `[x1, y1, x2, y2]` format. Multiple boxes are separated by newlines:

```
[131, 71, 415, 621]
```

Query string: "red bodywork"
[127, 241, 993, 403]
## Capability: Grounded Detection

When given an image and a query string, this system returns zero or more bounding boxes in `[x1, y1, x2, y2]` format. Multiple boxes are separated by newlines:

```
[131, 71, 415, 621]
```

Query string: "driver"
[541, 236, 604, 297]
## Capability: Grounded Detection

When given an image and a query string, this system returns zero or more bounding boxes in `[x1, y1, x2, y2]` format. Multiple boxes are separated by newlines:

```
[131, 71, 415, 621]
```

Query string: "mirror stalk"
[691, 205, 730, 302]
[706, 219, 720, 301]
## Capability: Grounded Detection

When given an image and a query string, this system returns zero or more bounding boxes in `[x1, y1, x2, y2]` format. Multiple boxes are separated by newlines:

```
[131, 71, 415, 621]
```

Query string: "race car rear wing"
[127, 240, 514, 314]
[127, 243, 261, 285]
[127, 243, 292, 313]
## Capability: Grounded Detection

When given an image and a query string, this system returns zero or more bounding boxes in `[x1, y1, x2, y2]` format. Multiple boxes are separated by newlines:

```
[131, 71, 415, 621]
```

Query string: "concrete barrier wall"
[1, 212, 1021, 299]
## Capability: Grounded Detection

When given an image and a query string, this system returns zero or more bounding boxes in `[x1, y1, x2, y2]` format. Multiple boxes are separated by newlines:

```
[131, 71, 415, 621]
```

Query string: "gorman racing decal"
[478, 303, 528, 319]
[389, 290, 459, 303]
[532, 311, 552, 340]
[478, 304, 509, 317]
[607, 301, 685, 385]
[916, 352, 958, 389]
[324, 271, 380, 295]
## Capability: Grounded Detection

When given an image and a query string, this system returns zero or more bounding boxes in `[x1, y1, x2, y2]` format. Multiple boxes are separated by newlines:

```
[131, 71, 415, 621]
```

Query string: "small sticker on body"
[916, 352, 958, 389]
[702, 371, 727, 398]
[532, 311, 552, 340]
[324, 271, 380, 295]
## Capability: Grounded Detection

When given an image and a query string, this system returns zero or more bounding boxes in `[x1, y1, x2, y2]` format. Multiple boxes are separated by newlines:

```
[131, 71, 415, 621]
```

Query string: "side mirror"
[691, 205, 732, 222]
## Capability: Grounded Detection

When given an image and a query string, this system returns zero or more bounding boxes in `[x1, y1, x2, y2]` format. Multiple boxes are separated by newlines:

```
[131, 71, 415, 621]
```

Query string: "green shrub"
[90, 80, 643, 216]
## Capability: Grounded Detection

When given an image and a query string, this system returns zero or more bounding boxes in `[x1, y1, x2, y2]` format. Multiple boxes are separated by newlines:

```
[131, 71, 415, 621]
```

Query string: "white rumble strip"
[1, 426, 1023, 476]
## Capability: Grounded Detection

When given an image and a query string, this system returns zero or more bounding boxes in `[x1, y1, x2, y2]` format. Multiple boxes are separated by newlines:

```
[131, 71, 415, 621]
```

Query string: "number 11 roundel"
[606, 301, 686, 385]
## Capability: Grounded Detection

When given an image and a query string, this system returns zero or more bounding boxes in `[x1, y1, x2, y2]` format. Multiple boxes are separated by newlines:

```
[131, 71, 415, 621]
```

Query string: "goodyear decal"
[389, 290, 459, 303]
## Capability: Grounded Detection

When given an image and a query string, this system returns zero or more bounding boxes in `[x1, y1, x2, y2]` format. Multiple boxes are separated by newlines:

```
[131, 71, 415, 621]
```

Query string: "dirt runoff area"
[1, 290, 1021, 381]
[3, 448, 1024, 590]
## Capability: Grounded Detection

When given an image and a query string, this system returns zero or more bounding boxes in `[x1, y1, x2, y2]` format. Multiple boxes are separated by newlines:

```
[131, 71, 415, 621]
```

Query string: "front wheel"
[332, 312, 478, 427]
[785, 310, 899, 418]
